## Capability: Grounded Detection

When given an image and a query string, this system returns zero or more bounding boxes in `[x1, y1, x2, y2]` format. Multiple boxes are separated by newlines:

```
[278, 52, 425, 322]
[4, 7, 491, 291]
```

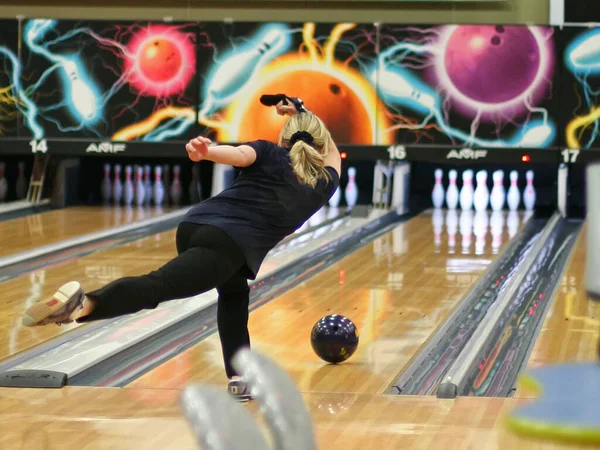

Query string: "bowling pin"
[101, 163, 111, 204]
[473, 170, 489, 212]
[523, 170, 536, 211]
[16, 162, 27, 199]
[153, 166, 164, 206]
[123, 165, 133, 206]
[329, 186, 341, 207]
[473, 210, 489, 255]
[460, 209, 474, 255]
[507, 170, 520, 211]
[144, 165, 152, 205]
[113, 164, 123, 205]
[459, 169, 474, 210]
[371, 66, 436, 112]
[0, 162, 7, 202]
[163, 164, 171, 204]
[490, 210, 505, 254]
[432, 168, 444, 209]
[446, 169, 459, 210]
[446, 209, 458, 254]
[344, 167, 358, 209]
[135, 166, 145, 206]
[490, 170, 506, 211]
[432, 208, 444, 252]
[170, 165, 182, 206]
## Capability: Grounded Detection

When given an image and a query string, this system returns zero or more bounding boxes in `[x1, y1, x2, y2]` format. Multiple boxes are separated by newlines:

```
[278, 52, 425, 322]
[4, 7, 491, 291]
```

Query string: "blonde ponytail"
[289, 140, 329, 188]
[278, 112, 332, 188]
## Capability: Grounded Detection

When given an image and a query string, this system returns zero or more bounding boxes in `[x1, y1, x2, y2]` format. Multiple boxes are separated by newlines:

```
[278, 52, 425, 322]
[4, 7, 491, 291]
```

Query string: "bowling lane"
[516, 223, 599, 392]
[0, 228, 179, 362]
[0, 208, 352, 363]
[0, 205, 175, 258]
[0, 387, 575, 449]
[128, 209, 530, 395]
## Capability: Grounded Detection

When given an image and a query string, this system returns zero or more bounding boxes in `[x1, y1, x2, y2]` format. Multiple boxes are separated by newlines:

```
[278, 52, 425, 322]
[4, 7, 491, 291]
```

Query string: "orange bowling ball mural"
[197, 22, 392, 146]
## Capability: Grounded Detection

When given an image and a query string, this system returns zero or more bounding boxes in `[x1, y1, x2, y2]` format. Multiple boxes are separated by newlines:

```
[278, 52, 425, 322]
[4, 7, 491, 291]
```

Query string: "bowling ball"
[138, 37, 182, 83]
[310, 314, 359, 364]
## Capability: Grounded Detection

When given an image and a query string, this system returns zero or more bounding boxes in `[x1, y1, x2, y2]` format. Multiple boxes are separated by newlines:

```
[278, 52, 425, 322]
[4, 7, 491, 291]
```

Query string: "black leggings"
[82, 222, 249, 378]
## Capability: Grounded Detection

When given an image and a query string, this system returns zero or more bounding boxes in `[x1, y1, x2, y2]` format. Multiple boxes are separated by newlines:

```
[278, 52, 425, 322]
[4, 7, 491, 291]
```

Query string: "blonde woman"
[23, 98, 341, 401]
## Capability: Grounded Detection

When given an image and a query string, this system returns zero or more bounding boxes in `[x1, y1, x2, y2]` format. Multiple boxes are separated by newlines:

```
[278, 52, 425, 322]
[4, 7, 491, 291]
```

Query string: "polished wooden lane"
[0, 229, 179, 361]
[0, 386, 578, 449]
[516, 223, 599, 398]
[129, 210, 530, 395]
[0, 205, 176, 259]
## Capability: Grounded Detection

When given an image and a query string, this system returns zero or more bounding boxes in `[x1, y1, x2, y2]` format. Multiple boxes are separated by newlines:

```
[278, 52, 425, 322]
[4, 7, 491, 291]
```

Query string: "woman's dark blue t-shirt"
[182, 139, 340, 279]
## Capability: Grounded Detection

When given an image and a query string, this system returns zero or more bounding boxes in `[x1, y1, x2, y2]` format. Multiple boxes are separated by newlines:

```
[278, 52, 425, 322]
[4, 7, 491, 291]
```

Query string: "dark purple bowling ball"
[310, 314, 359, 364]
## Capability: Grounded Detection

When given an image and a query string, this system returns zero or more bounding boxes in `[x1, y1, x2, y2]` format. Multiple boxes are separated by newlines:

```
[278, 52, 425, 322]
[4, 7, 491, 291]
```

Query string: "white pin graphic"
[523, 170, 536, 211]
[432, 168, 444, 208]
[446, 169, 459, 209]
[490, 170, 506, 211]
[507, 170, 521, 211]
[473, 170, 489, 212]
[459, 169, 474, 210]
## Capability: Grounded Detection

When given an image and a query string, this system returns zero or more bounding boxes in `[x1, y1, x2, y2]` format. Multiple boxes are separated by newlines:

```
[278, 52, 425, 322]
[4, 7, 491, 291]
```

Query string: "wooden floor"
[0, 205, 174, 258]
[4, 206, 588, 450]
[128, 210, 526, 394]
[516, 223, 599, 396]
[0, 386, 579, 449]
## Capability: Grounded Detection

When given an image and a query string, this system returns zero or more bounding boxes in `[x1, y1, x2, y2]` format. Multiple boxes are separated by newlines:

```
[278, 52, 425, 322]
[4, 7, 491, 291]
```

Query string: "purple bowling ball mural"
[376, 25, 558, 149]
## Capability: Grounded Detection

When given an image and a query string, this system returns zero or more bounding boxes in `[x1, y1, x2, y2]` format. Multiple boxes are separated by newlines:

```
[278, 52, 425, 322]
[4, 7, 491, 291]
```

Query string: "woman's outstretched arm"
[185, 137, 256, 167]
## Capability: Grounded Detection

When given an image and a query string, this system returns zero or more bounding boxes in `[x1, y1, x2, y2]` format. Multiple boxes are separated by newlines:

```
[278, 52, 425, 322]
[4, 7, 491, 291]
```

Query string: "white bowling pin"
[113, 164, 123, 205]
[344, 167, 358, 208]
[523, 170, 536, 211]
[101, 164, 111, 204]
[144, 165, 152, 205]
[507, 170, 520, 211]
[459, 170, 474, 210]
[432, 208, 444, 251]
[371, 66, 436, 112]
[171, 165, 182, 206]
[153, 166, 164, 206]
[432, 168, 444, 208]
[329, 186, 341, 207]
[123, 165, 133, 206]
[473, 170, 489, 212]
[490, 210, 505, 254]
[446, 209, 458, 253]
[446, 169, 459, 210]
[0, 162, 8, 202]
[490, 170, 506, 211]
[163, 164, 171, 204]
[135, 166, 145, 206]
[459, 209, 474, 255]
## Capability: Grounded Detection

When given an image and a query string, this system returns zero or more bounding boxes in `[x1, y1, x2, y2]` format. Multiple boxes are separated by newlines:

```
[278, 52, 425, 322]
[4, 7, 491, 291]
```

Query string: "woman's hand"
[275, 100, 299, 116]
[186, 136, 211, 162]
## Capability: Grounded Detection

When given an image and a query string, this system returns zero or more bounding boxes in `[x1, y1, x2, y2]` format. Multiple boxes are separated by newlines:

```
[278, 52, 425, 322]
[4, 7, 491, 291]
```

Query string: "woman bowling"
[22, 99, 341, 402]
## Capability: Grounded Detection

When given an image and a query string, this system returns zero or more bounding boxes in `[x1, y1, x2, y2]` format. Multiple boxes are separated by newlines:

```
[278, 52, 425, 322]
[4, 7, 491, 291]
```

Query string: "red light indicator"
[522, 154, 531, 162]
[340, 152, 347, 159]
